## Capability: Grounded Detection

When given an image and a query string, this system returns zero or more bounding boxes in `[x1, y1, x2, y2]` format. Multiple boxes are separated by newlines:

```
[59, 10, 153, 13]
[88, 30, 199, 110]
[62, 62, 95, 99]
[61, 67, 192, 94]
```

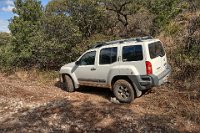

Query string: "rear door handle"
[157, 67, 161, 70]
[91, 67, 96, 71]
[118, 56, 121, 61]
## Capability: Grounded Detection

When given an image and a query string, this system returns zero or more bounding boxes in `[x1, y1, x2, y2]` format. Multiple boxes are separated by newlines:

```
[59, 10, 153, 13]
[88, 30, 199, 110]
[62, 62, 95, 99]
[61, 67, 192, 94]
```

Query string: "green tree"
[44, 0, 81, 44]
[33, 0, 82, 68]
[0, 32, 12, 69]
[0, 32, 11, 46]
[67, 0, 112, 38]
[9, 0, 43, 67]
[145, 0, 181, 35]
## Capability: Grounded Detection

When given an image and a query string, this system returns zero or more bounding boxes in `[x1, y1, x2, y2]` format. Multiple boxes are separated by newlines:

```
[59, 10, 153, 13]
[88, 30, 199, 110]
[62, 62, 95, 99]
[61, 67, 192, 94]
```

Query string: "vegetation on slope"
[0, 0, 200, 85]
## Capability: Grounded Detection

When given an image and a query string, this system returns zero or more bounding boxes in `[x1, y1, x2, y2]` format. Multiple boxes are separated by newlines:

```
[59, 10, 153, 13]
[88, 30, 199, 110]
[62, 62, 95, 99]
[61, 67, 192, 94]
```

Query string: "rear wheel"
[63, 75, 75, 92]
[113, 79, 134, 103]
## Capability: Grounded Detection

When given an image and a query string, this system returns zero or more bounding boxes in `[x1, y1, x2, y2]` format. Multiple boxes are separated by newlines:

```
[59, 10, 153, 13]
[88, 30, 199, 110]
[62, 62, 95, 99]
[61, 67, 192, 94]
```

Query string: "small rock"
[48, 121, 53, 126]
[96, 128, 101, 131]
[110, 97, 120, 104]
[22, 112, 28, 116]
[75, 127, 80, 131]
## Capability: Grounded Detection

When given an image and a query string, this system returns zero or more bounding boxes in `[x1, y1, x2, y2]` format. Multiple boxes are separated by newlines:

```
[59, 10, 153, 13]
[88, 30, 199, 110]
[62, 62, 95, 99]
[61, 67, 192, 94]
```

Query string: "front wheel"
[63, 75, 75, 92]
[113, 79, 135, 103]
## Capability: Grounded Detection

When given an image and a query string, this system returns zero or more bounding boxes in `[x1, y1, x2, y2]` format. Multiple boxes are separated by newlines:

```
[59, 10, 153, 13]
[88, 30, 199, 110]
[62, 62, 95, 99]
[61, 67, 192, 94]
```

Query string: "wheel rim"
[116, 85, 130, 100]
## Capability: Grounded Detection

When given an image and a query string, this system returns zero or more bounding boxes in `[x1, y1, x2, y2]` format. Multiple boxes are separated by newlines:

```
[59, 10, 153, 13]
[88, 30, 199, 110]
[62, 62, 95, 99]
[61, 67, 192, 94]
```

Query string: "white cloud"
[0, 19, 10, 33]
[1, 5, 14, 12]
[0, 0, 14, 12]
[5, 0, 14, 6]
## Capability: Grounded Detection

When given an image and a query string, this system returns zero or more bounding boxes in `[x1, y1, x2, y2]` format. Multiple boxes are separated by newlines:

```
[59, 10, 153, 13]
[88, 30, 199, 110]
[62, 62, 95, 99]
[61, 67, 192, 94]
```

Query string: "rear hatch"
[148, 41, 167, 76]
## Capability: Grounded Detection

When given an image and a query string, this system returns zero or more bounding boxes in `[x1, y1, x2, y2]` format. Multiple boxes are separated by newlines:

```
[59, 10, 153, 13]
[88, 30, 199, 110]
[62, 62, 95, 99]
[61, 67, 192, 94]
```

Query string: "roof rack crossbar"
[93, 36, 153, 48]
[93, 42, 107, 48]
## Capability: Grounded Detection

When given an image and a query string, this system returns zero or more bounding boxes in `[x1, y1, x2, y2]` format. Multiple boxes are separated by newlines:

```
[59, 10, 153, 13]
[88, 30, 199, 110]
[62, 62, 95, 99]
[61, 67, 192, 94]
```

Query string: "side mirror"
[75, 60, 80, 65]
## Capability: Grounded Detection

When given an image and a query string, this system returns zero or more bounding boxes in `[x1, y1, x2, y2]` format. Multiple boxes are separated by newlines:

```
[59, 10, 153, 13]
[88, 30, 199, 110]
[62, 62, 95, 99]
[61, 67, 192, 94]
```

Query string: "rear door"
[148, 41, 166, 75]
[95, 46, 119, 84]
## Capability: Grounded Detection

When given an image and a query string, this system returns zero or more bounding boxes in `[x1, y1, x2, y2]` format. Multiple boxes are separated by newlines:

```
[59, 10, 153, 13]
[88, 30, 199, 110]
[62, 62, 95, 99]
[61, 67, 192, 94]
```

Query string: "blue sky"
[0, 0, 50, 33]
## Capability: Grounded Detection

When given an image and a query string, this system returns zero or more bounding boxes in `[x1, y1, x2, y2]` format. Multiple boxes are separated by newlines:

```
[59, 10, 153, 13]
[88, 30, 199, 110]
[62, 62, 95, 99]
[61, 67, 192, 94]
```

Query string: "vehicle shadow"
[54, 81, 114, 102]
[78, 86, 114, 100]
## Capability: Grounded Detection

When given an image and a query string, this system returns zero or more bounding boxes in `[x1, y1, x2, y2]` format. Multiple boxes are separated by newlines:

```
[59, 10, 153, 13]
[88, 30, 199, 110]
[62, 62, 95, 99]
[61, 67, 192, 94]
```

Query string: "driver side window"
[79, 51, 96, 65]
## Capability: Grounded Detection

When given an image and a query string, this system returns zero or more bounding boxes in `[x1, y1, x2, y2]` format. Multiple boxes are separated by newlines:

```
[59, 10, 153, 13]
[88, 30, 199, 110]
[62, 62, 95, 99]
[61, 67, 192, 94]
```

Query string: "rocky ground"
[0, 73, 200, 133]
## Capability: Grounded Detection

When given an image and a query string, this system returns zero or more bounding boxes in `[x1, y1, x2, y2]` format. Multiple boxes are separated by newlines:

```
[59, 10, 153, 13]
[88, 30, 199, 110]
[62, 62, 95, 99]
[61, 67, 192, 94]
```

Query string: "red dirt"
[0, 73, 199, 133]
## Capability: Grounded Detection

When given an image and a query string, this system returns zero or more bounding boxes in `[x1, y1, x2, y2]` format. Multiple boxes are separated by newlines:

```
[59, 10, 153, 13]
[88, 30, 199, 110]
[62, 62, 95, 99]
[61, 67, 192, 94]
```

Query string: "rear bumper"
[149, 64, 171, 86]
[128, 64, 171, 91]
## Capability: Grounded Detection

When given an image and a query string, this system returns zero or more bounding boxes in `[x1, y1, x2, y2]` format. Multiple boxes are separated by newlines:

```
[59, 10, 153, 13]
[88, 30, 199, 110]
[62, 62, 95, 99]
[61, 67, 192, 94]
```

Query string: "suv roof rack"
[93, 36, 153, 48]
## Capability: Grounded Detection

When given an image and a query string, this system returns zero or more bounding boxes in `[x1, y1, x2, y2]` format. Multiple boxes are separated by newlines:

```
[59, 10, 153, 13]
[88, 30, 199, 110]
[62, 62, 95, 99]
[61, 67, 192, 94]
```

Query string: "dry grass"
[6, 68, 58, 84]
[145, 83, 200, 130]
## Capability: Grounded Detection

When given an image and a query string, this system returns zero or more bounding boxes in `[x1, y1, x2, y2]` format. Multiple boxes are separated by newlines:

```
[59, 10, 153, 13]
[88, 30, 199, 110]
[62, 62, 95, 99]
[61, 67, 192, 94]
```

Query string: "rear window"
[148, 41, 165, 59]
[122, 45, 143, 61]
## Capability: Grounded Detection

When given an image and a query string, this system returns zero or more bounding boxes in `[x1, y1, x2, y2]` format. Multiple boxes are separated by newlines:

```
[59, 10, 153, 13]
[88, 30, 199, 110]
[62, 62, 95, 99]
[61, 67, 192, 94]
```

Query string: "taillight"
[146, 61, 152, 75]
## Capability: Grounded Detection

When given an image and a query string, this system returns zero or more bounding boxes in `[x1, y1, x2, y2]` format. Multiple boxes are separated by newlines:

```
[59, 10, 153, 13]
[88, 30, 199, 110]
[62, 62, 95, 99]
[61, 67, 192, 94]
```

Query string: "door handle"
[91, 67, 96, 71]
[118, 56, 121, 61]
[157, 67, 161, 70]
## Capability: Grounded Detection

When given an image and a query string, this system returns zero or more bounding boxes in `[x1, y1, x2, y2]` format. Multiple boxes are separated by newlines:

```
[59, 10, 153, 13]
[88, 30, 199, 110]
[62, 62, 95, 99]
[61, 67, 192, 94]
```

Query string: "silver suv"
[59, 36, 171, 103]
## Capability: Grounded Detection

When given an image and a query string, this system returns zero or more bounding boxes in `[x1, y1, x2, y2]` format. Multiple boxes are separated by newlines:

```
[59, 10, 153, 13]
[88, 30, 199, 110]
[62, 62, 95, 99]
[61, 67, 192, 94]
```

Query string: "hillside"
[0, 0, 200, 132]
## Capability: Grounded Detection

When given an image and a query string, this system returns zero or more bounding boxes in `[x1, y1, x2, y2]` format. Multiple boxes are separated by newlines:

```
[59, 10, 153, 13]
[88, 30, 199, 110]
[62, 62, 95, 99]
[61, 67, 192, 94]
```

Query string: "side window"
[99, 47, 117, 65]
[79, 51, 96, 65]
[122, 45, 143, 61]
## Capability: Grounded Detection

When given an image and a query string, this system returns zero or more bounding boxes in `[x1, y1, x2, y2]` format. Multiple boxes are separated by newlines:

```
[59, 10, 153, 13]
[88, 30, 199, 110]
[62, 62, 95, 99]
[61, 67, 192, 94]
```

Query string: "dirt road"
[0, 73, 199, 133]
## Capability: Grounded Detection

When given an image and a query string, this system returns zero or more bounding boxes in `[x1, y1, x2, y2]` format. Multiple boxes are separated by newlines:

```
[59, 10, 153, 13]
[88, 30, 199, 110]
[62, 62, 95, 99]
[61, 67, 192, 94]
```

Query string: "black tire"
[63, 75, 75, 92]
[113, 79, 135, 103]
